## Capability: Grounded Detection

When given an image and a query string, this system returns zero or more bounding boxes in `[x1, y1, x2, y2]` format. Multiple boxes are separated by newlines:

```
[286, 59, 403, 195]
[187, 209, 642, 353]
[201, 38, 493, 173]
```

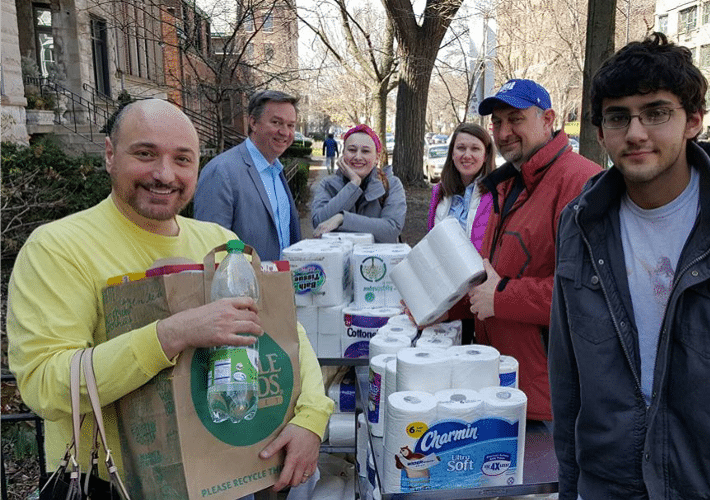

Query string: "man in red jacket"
[469, 79, 601, 422]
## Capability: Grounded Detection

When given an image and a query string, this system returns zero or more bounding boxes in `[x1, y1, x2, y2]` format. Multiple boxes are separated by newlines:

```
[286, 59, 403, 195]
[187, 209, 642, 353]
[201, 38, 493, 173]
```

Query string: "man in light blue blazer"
[194, 90, 302, 261]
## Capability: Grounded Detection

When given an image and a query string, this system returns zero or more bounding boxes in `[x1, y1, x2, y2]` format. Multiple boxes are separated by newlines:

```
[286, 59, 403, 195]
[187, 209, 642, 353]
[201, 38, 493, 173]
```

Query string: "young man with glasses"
[549, 32, 710, 499]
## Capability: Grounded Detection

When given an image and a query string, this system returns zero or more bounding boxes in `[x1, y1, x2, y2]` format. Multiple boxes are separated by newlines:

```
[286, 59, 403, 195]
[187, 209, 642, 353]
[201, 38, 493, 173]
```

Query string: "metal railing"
[1, 373, 46, 500]
[24, 77, 112, 146]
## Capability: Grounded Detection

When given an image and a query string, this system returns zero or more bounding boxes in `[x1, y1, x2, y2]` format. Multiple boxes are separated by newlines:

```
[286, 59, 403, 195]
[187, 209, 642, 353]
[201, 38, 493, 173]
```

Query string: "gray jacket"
[549, 141, 710, 500]
[193, 140, 301, 261]
[311, 166, 406, 243]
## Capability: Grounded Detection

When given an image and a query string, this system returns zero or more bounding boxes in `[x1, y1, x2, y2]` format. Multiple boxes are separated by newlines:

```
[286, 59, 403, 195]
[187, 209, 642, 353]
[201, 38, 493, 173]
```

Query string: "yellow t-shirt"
[8, 197, 333, 476]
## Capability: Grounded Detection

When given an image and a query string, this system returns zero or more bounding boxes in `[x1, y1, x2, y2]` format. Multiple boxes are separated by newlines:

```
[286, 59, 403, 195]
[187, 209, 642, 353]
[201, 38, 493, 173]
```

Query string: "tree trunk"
[579, 0, 617, 167]
[376, 83, 389, 165]
[393, 54, 431, 185]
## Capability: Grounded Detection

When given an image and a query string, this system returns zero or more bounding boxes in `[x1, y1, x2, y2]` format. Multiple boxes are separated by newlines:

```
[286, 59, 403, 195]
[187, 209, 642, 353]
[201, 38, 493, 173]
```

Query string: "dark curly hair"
[591, 32, 707, 128]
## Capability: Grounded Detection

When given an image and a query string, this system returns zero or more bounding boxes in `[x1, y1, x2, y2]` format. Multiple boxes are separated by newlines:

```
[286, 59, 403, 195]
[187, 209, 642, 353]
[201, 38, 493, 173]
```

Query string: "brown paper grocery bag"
[103, 243, 300, 499]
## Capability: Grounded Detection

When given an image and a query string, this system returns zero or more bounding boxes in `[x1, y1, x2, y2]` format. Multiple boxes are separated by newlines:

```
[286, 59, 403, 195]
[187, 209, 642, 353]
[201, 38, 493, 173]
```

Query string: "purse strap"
[82, 347, 132, 499]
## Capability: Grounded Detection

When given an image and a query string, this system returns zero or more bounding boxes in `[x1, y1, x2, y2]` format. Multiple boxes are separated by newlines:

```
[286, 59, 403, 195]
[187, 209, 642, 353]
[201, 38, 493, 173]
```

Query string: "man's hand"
[313, 213, 344, 238]
[156, 298, 262, 359]
[336, 157, 361, 186]
[259, 423, 321, 491]
[468, 259, 501, 321]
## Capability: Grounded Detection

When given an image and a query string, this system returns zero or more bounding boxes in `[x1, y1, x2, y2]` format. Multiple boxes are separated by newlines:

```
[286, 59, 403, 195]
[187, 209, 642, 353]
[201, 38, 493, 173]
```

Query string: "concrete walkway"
[298, 156, 330, 239]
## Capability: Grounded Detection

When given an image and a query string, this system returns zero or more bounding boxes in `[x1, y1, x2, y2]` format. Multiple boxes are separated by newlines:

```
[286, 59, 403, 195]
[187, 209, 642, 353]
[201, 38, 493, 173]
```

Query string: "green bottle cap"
[226, 239, 246, 253]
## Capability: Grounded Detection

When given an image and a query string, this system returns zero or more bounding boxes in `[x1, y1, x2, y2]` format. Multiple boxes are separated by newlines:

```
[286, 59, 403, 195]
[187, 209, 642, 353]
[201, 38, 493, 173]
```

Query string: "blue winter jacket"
[549, 141, 710, 500]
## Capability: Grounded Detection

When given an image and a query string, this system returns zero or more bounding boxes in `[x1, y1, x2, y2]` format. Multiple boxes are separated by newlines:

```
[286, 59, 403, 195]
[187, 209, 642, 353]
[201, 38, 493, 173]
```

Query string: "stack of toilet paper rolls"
[353, 243, 411, 308]
[419, 320, 462, 346]
[322, 232, 375, 245]
[376, 344, 526, 493]
[283, 238, 353, 307]
[390, 218, 486, 325]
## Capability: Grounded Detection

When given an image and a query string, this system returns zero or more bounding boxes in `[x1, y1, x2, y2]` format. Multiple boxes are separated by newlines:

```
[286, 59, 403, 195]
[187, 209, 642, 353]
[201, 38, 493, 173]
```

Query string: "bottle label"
[208, 347, 258, 387]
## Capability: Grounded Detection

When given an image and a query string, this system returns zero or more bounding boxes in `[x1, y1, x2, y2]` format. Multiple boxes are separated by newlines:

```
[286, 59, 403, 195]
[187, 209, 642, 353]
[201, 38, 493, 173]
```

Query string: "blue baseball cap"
[478, 79, 552, 116]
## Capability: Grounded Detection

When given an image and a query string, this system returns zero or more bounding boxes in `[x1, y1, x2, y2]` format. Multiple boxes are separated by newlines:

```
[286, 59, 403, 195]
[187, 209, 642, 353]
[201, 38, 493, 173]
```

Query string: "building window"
[244, 11, 255, 32]
[33, 6, 55, 77]
[265, 43, 274, 60]
[704, 2, 710, 24]
[691, 47, 698, 64]
[658, 14, 668, 34]
[701, 45, 710, 67]
[90, 16, 110, 96]
[263, 11, 273, 33]
[679, 6, 698, 33]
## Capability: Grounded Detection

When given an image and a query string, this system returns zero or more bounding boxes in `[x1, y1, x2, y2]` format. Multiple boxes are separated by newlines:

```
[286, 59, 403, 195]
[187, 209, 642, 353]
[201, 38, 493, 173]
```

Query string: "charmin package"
[283, 238, 353, 307]
[381, 387, 527, 493]
[395, 348, 452, 393]
[341, 305, 401, 358]
[448, 345, 501, 391]
[352, 243, 411, 308]
[499, 355, 520, 388]
[391, 218, 486, 325]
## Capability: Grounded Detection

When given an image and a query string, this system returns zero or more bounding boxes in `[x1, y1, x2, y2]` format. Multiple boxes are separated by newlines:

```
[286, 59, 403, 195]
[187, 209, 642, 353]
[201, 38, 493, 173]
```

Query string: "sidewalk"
[299, 155, 330, 239]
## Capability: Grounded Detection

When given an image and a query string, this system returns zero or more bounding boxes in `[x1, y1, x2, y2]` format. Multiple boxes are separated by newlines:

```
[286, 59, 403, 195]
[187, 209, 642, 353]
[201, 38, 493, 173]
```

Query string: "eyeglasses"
[601, 106, 683, 129]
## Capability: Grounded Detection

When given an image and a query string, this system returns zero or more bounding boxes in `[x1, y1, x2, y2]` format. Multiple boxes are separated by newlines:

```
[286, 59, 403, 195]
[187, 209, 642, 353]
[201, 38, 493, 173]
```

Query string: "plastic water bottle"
[207, 240, 260, 424]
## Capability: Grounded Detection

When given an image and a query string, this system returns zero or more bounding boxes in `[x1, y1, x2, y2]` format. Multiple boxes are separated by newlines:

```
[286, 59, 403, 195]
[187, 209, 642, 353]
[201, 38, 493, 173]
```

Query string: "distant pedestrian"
[322, 133, 338, 174]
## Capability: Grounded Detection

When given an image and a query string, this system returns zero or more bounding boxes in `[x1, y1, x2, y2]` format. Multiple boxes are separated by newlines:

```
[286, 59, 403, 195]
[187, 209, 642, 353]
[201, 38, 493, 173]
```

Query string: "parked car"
[423, 143, 449, 182]
[292, 131, 313, 147]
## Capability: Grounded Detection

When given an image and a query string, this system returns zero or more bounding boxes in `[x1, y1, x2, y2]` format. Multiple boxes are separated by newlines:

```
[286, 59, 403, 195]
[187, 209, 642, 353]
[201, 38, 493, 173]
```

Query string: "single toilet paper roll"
[479, 386, 527, 486]
[341, 306, 401, 358]
[396, 348, 452, 393]
[383, 391, 439, 493]
[328, 412, 356, 447]
[420, 321, 462, 346]
[369, 333, 411, 360]
[378, 322, 418, 341]
[414, 336, 453, 349]
[296, 305, 319, 353]
[357, 413, 368, 477]
[322, 232, 375, 245]
[435, 388, 484, 421]
[317, 301, 349, 357]
[328, 379, 356, 413]
[353, 243, 411, 308]
[387, 314, 418, 329]
[369, 354, 398, 437]
[447, 344, 501, 391]
[391, 219, 486, 325]
[499, 355, 520, 388]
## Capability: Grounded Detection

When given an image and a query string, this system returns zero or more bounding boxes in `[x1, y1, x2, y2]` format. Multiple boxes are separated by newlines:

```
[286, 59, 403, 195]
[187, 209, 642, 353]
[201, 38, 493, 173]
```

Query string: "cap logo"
[500, 81, 516, 93]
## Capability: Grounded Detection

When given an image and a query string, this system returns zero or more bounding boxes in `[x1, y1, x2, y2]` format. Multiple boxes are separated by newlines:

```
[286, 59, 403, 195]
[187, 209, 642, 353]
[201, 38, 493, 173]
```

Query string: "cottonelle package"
[102, 244, 300, 499]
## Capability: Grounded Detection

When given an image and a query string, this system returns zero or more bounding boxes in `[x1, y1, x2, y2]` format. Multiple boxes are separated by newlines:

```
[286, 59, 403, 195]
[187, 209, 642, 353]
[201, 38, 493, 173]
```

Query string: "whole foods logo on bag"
[360, 256, 386, 282]
[190, 333, 293, 445]
[293, 264, 326, 294]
